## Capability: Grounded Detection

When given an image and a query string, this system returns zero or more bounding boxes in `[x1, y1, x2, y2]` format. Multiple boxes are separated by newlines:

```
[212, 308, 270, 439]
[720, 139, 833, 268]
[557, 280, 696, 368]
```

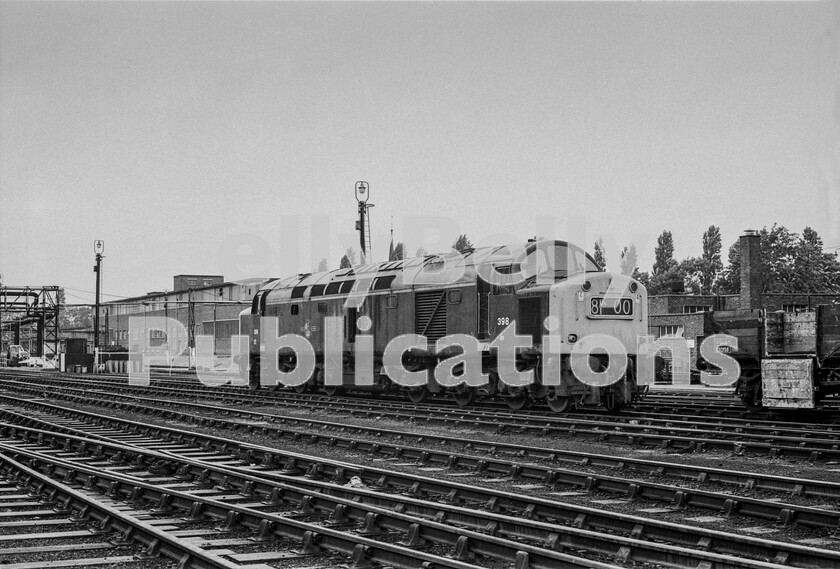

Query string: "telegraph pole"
[93, 240, 104, 350]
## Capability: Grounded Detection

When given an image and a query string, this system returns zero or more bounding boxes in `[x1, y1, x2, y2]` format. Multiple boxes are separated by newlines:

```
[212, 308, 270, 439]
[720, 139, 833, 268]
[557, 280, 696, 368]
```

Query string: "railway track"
[3, 391, 840, 529]
[0, 385, 838, 567]
[19, 368, 840, 422]
[0, 419, 801, 569]
[0, 449, 252, 569]
[5, 374, 840, 461]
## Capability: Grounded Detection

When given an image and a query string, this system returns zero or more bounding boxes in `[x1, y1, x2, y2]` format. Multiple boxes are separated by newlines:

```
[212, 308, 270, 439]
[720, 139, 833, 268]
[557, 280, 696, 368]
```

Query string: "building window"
[187, 279, 197, 286]
[658, 325, 684, 338]
[683, 305, 710, 314]
[782, 304, 808, 313]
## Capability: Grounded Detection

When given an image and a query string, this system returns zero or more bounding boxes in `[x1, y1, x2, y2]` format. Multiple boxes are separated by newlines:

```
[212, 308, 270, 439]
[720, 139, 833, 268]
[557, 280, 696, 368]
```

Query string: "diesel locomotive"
[245, 240, 648, 412]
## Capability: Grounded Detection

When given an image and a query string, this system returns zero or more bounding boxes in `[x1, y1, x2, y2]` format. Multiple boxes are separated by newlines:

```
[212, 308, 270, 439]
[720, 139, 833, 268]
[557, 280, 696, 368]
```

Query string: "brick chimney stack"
[739, 230, 763, 310]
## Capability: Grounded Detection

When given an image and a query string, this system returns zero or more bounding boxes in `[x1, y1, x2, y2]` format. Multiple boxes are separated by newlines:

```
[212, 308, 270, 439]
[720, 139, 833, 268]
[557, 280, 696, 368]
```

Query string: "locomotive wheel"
[248, 368, 261, 391]
[452, 387, 478, 407]
[324, 384, 343, 397]
[407, 387, 429, 404]
[545, 388, 573, 413]
[293, 381, 313, 394]
[505, 388, 532, 411]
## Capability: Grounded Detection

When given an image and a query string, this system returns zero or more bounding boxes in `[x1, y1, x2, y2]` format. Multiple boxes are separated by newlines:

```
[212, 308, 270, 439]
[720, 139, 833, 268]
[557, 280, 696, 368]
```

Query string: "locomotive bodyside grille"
[415, 290, 447, 343]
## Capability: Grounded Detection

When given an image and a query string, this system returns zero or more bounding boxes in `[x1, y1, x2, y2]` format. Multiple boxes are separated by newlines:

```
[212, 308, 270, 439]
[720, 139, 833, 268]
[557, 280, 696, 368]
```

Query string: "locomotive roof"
[256, 240, 598, 299]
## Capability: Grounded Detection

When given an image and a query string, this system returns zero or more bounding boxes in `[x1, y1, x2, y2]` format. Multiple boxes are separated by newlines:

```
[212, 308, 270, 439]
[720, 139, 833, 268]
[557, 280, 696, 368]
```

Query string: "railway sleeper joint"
[514, 551, 530, 569]
[452, 535, 475, 561]
[350, 543, 375, 568]
[111, 526, 135, 546]
[614, 545, 632, 563]
[722, 498, 738, 517]
[184, 501, 205, 521]
[250, 519, 277, 542]
[402, 523, 426, 548]
[137, 538, 161, 560]
[776, 508, 796, 527]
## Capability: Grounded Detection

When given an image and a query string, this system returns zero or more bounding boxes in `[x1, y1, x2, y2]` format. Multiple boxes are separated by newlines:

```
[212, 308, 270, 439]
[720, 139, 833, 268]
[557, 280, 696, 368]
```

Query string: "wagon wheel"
[452, 386, 478, 407]
[406, 387, 429, 404]
[545, 387, 573, 414]
[505, 387, 532, 411]
[738, 375, 763, 412]
[601, 391, 622, 414]
[633, 384, 649, 402]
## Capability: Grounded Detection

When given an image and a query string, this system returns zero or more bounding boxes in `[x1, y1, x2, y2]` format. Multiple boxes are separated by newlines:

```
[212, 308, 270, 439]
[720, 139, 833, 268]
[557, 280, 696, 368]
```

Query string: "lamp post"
[355, 181, 374, 264]
[0, 273, 4, 357]
[93, 240, 104, 352]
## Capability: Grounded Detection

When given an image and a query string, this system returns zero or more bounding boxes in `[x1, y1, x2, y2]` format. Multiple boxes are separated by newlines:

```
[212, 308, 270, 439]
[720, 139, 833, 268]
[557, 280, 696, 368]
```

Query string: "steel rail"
[3, 391, 840, 530]
[6, 378, 840, 461]
[0, 396, 836, 568]
[8, 373, 840, 439]
[9, 371, 840, 428]
[6, 377, 840, 499]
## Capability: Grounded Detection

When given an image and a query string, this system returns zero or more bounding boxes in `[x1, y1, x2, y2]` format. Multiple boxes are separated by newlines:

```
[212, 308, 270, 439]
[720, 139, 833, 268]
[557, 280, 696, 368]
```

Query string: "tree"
[389, 242, 404, 261]
[593, 238, 607, 270]
[415, 247, 428, 257]
[648, 231, 679, 295]
[451, 234, 473, 254]
[57, 289, 92, 330]
[679, 257, 705, 295]
[792, 227, 840, 292]
[652, 230, 676, 276]
[717, 224, 840, 294]
[317, 258, 328, 272]
[339, 247, 356, 269]
[619, 245, 638, 276]
[700, 225, 723, 294]
[716, 242, 741, 294]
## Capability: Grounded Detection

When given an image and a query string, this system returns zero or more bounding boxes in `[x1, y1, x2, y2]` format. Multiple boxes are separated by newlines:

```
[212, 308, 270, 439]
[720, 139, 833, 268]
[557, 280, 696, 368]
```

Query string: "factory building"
[102, 275, 273, 359]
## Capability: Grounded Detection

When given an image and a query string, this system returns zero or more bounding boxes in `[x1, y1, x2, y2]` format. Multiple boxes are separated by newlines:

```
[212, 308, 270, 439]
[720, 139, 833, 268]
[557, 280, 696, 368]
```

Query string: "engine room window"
[290, 304, 300, 315]
[373, 275, 396, 290]
[317, 302, 327, 314]
[448, 290, 462, 304]
[386, 295, 398, 309]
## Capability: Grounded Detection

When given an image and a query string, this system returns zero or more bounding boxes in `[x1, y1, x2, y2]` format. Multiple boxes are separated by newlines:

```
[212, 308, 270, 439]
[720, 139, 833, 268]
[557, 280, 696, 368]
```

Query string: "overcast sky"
[1, 1, 838, 305]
